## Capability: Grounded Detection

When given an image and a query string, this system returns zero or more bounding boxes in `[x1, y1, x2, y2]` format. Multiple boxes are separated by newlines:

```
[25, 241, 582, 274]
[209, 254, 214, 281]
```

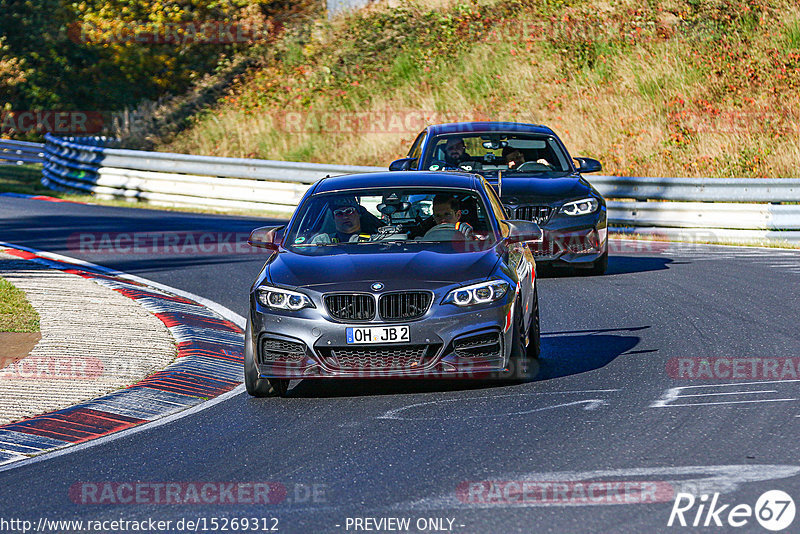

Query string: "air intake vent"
[260, 337, 306, 363]
[324, 294, 375, 321]
[379, 292, 432, 321]
[514, 205, 553, 225]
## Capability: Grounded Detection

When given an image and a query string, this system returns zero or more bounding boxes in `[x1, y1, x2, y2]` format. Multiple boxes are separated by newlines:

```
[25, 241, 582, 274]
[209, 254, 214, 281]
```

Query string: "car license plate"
[346, 325, 410, 344]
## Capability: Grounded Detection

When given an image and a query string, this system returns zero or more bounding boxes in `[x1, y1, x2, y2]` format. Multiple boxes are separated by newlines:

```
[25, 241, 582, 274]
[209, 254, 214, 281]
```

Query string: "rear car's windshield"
[422, 133, 572, 174]
[285, 188, 497, 251]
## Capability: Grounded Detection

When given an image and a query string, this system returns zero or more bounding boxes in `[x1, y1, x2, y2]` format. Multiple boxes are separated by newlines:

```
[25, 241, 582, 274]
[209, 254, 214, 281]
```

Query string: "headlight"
[257, 286, 314, 311]
[560, 198, 598, 216]
[443, 280, 509, 307]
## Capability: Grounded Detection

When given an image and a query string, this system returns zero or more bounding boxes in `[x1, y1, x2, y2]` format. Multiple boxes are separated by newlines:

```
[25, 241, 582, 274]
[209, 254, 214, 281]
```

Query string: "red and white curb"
[0, 243, 245, 468]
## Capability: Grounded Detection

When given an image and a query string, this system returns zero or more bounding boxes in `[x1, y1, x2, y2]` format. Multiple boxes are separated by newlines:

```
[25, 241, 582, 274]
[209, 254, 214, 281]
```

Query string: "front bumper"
[531, 226, 607, 266]
[527, 206, 607, 266]
[248, 297, 515, 379]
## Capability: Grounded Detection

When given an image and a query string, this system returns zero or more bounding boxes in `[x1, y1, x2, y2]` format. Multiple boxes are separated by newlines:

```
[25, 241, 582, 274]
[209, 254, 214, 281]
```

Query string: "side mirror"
[574, 157, 602, 173]
[247, 225, 285, 251]
[502, 220, 543, 244]
[389, 157, 417, 171]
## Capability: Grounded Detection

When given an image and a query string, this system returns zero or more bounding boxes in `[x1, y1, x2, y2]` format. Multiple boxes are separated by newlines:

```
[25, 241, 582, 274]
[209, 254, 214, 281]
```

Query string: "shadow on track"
[538, 256, 674, 278]
[282, 327, 649, 398]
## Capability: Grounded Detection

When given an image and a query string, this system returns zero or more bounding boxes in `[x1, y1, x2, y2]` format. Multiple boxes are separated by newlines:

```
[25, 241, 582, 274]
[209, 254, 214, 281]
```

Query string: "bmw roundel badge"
[371, 282, 384, 291]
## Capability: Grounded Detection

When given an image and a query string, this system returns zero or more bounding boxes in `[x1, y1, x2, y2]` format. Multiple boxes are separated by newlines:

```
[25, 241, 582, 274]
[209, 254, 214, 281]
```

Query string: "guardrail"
[0, 139, 45, 165]
[39, 134, 800, 243]
[588, 175, 800, 243]
[42, 134, 382, 213]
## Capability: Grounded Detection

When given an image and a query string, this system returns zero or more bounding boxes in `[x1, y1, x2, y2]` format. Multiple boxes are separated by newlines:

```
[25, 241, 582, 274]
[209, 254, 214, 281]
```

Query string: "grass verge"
[159, 0, 800, 179]
[0, 276, 39, 333]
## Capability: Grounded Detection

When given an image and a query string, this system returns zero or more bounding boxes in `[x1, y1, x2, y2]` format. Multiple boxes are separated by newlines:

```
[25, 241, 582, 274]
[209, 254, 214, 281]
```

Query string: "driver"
[311, 197, 372, 243]
[503, 147, 526, 169]
[503, 146, 551, 169]
[432, 194, 474, 239]
[444, 137, 482, 171]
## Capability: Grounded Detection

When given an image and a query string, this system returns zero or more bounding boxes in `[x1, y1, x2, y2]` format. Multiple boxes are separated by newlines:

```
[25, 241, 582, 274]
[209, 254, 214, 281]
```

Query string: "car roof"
[426, 122, 557, 136]
[313, 171, 480, 193]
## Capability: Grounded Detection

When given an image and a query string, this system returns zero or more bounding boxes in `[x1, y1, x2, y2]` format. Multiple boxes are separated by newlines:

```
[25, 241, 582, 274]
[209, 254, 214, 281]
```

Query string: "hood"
[268, 247, 501, 289]
[485, 174, 592, 203]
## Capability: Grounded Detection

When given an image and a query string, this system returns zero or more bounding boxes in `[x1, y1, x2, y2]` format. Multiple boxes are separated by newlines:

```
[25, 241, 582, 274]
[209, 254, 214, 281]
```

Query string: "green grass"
[785, 20, 800, 49]
[0, 277, 39, 333]
[0, 165, 52, 196]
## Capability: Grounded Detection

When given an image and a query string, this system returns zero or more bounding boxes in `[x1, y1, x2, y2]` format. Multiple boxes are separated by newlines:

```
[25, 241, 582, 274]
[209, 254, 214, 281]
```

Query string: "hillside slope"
[158, 0, 800, 178]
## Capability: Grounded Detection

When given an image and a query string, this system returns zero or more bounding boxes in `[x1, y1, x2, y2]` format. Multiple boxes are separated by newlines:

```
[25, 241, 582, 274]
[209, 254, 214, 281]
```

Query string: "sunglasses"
[333, 207, 357, 217]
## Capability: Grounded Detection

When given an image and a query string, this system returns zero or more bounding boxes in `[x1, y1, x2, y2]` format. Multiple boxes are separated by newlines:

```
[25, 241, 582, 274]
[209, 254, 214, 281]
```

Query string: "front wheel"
[244, 319, 290, 397]
[527, 283, 541, 360]
[506, 299, 535, 379]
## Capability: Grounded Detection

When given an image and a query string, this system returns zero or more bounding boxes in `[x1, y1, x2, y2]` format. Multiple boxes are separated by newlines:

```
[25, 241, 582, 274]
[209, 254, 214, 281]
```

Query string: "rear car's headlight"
[257, 286, 315, 311]
[443, 280, 509, 307]
[560, 198, 598, 216]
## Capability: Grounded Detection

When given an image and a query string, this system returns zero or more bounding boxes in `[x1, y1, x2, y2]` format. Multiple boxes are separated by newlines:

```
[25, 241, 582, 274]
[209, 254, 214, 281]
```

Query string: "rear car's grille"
[453, 332, 502, 359]
[530, 238, 558, 257]
[260, 337, 306, 363]
[378, 292, 432, 321]
[325, 294, 376, 321]
[514, 205, 553, 225]
[565, 238, 595, 253]
[320, 344, 440, 370]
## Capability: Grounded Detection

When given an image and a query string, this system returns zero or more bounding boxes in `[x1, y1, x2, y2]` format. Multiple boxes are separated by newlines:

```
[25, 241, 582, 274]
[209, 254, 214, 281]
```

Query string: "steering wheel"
[515, 161, 552, 172]
[421, 223, 466, 242]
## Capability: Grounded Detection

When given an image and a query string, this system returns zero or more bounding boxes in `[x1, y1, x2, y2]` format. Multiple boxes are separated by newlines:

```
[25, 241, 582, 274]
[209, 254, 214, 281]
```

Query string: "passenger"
[432, 194, 474, 239]
[311, 197, 372, 243]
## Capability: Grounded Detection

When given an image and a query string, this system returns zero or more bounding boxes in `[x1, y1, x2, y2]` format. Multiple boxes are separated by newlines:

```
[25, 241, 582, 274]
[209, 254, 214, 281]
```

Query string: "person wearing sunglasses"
[311, 197, 373, 244]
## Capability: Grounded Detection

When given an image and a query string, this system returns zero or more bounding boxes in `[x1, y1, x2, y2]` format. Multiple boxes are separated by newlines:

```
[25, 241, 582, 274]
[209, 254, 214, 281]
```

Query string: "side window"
[482, 180, 509, 234]
[408, 131, 426, 159]
[547, 137, 570, 171]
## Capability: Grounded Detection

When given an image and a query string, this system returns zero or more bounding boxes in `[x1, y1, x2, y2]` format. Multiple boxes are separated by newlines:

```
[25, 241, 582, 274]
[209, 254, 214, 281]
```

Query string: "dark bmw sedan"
[244, 171, 541, 397]
[390, 122, 608, 274]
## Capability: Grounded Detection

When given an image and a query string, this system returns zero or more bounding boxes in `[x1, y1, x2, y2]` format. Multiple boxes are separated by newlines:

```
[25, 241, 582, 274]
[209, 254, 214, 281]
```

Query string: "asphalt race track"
[1, 196, 800, 533]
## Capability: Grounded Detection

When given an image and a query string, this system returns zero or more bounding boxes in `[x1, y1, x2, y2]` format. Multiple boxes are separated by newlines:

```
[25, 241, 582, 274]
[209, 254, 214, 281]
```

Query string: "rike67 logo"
[668, 490, 795, 531]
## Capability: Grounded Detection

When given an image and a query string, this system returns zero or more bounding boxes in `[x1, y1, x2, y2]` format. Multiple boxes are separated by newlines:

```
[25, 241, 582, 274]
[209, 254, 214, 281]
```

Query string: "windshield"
[422, 133, 572, 175]
[285, 188, 497, 252]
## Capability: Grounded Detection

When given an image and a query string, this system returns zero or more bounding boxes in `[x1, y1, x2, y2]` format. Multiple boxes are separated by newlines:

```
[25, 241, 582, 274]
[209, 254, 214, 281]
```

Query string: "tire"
[505, 299, 530, 379]
[527, 283, 541, 360]
[244, 319, 290, 397]
[587, 251, 608, 276]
